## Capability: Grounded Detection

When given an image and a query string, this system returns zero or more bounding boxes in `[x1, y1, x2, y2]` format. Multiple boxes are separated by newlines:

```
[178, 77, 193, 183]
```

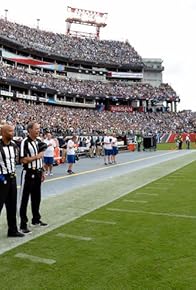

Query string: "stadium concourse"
[0, 148, 196, 254]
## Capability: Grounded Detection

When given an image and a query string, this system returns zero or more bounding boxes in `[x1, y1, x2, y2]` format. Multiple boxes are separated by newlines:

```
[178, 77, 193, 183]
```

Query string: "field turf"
[0, 161, 196, 290]
[157, 142, 196, 150]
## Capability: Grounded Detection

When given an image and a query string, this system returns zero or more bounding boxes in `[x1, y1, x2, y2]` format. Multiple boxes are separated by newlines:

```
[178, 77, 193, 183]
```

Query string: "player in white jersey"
[43, 132, 56, 176]
[103, 132, 113, 165]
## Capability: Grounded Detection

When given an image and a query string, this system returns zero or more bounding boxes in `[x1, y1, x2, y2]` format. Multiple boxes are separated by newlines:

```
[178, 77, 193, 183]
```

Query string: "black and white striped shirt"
[20, 136, 43, 170]
[0, 139, 17, 174]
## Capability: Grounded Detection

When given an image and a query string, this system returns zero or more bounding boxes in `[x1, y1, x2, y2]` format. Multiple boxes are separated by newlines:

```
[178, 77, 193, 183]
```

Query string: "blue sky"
[1, 0, 196, 111]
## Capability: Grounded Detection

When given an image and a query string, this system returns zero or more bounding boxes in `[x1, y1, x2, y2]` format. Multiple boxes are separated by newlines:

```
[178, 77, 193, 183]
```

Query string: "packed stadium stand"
[0, 18, 195, 138]
[0, 99, 196, 136]
[0, 18, 142, 67]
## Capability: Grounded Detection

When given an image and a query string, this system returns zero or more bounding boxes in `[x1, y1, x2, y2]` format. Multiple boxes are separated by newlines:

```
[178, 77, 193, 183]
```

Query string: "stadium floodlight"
[37, 18, 40, 29]
[65, 6, 108, 40]
[4, 9, 8, 21]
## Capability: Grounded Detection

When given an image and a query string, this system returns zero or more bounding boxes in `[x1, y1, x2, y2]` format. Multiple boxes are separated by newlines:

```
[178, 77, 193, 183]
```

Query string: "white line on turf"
[145, 186, 169, 190]
[107, 208, 196, 219]
[164, 177, 181, 179]
[56, 233, 92, 241]
[135, 193, 158, 196]
[123, 199, 148, 203]
[153, 181, 170, 184]
[85, 219, 116, 225]
[15, 253, 56, 265]
[165, 177, 195, 181]
[172, 174, 184, 176]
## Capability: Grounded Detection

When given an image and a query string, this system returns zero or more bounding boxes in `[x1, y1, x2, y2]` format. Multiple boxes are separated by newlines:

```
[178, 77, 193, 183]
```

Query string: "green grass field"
[1, 161, 196, 290]
[157, 142, 196, 150]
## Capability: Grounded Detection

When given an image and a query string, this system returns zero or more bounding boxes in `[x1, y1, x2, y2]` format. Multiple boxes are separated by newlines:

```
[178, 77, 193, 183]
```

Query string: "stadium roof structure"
[65, 6, 108, 40]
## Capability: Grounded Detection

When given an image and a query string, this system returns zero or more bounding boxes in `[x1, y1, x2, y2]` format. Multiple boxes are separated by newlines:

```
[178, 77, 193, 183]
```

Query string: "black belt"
[4, 172, 16, 178]
[0, 173, 16, 181]
[25, 168, 44, 173]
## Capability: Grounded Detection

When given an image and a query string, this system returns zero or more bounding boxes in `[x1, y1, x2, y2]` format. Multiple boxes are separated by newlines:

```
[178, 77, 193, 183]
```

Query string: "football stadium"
[0, 3, 196, 290]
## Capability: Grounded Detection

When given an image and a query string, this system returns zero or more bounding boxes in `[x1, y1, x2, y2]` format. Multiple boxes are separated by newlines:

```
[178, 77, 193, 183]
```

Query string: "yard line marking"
[145, 186, 169, 190]
[123, 199, 148, 203]
[56, 233, 92, 241]
[165, 177, 195, 182]
[15, 253, 56, 265]
[172, 174, 184, 176]
[153, 181, 170, 184]
[164, 177, 180, 179]
[135, 193, 158, 196]
[107, 208, 196, 219]
[152, 183, 168, 186]
[85, 219, 116, 225]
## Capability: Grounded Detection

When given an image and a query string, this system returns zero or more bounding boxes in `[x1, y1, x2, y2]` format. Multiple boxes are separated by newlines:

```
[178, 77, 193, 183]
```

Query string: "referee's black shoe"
[8, 231, 25, 238]
[31, 221, 48, 227]
[20, 227, 32, 234]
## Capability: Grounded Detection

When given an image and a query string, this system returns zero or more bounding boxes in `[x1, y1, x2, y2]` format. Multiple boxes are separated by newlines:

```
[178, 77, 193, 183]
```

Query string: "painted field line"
[172, 174, 184, 176]
[107, 208, 196, 219]
[135, 192, 158, 196]
[56, 233, 92, 241]
[164, 177, 181, 179]
[145, 186, 169, 190]
[123, 199, 148, 203]
[152, 183, 169, 186]
[153, 181, 170, 184]
[85, 219, 116, 225]
[165, 177, 195, 182]
[15, 253, 56, 265]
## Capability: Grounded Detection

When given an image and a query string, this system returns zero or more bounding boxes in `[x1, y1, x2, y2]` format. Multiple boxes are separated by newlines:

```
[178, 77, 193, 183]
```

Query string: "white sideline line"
[135, 193, 158, 196]
[85, 219, 116, 225]
[15, 253, 56, 265]
[123, 199, 148, 203]
[56, 233, 92, 241]
[107, 208, 196, 219]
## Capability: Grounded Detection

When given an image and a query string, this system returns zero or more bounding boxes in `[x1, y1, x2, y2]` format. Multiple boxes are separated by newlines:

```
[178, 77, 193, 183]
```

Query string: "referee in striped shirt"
[19, 122, 48, 234]
[0, 124, 24, 237]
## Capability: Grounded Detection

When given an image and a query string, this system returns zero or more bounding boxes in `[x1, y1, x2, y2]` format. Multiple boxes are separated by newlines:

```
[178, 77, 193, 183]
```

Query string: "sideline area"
[0, 150, 195, 254]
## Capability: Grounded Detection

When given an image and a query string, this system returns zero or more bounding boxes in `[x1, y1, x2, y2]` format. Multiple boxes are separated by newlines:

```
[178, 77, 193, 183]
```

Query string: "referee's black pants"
[20, 170, 42, 228]
[0, 175, 18, 235]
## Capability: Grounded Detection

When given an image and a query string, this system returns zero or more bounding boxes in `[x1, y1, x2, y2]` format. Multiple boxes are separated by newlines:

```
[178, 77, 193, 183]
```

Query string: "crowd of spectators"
[0, 18, 193, 139]
[0, 18, 142, 66]
[0, 63, 178, 101]
[0, 98, 195, 137]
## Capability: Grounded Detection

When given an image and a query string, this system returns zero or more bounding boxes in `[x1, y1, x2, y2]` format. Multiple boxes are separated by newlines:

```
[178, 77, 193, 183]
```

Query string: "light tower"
[4, 9, 8, 21]
[65, 6, 108, 40]
[36, 18, 40, 29]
